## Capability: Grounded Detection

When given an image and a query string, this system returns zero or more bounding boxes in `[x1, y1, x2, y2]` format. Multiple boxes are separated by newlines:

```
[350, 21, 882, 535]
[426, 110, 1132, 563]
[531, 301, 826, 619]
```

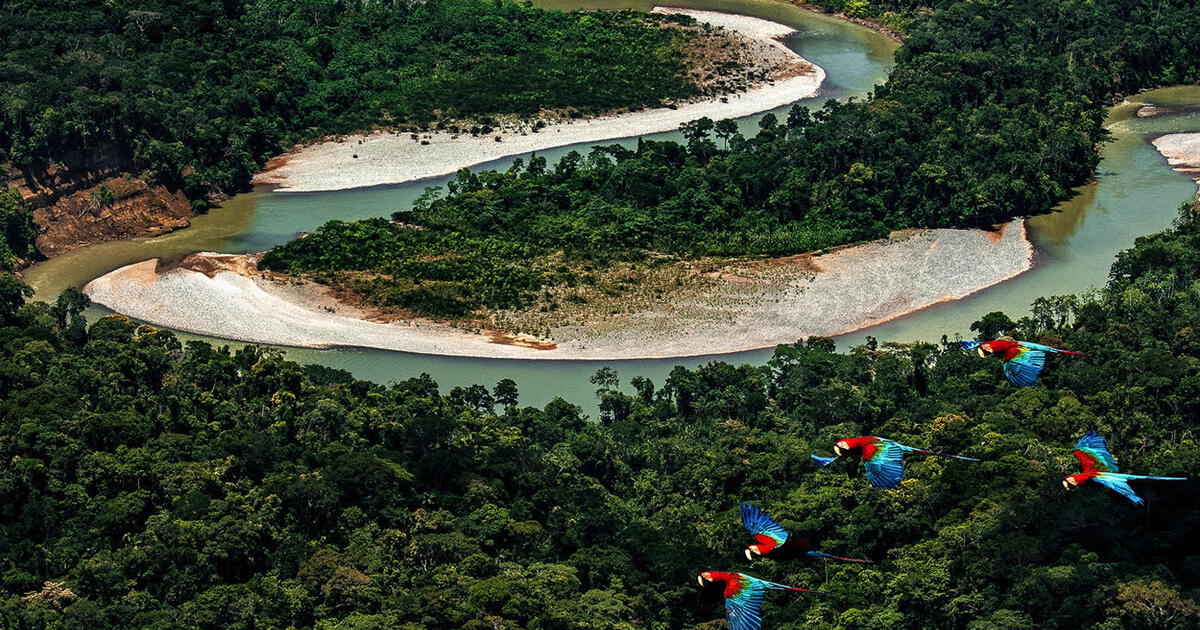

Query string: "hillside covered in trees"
[0, 0, 732, 268]
[261, 0, 1200, 321]
[2, 190, 1198, 628]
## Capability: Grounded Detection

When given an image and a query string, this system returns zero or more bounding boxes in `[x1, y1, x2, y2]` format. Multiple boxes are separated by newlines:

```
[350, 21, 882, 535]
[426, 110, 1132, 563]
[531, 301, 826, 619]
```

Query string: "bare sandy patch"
[1152, 133, 1200, 186]
[84, 221, 1032, 360]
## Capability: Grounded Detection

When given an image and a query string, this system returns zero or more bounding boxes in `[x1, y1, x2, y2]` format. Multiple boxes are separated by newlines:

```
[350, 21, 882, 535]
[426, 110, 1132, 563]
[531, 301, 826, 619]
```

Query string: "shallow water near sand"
[19, 5, 1200, 414]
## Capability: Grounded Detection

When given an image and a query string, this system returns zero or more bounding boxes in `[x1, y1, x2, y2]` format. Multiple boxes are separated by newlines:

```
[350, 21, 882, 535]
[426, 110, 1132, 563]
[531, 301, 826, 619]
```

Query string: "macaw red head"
[1062, 474, 1086, 489]
[697, 571, 714, 586]
[745, 545, 762, 560]
[977, 342, 995, 358]
[833, 440, 851, 456]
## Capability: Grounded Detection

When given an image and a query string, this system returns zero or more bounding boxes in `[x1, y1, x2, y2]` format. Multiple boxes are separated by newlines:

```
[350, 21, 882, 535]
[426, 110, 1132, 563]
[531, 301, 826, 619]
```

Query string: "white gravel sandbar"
[253, 8, 824, 193]
[83, 222, 1033, 360]
[1152, 133, 1200, 186]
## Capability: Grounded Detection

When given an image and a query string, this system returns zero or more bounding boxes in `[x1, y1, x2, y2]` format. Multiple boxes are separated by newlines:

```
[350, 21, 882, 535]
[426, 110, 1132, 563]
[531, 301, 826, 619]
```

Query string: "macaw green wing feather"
[725, 575, 768, 630]
[1074, 432, 1119, 472]
[725, 574, 821, 630]
[863, 440, 907, 489]
[1018, 341, 1063, 353]
[1003, 347, 1046, 387]
[740, 503, 788, 546]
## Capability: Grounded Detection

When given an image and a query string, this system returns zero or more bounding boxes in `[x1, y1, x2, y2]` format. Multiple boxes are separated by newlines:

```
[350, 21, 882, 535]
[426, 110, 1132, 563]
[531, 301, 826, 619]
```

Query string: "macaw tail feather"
[762, 579, 827, 595]
[780, 585, 827, 594]
[1131, 475, 1188, 481]
[807, 551, 873, 564]
[811, 455, 840, 467]
[911, 449, 980, 462]
[1020, 341, 1088, 357]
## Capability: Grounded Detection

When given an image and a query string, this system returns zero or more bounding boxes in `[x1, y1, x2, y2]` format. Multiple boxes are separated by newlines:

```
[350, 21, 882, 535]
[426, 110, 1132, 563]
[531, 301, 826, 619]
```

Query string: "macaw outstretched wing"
[1003, 347, 1046, 387]
[1075, 432, 1118, 470]
[740, 503, 788, 547]
[1094, 473, 1187, 505]
[863, 440, 907, 489]
[1073, 432, 1120, 473]
[726, 575, 821, 630]
[811, 455, 840, 467]
[1092, 474, 1146, 505]
[724, 574, 769, 630]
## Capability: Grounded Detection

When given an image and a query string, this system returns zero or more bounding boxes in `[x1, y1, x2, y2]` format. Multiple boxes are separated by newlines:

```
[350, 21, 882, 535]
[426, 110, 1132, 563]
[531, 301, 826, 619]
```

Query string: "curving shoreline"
[253, 8, 825, 193]
[83, 221, 1033, 360]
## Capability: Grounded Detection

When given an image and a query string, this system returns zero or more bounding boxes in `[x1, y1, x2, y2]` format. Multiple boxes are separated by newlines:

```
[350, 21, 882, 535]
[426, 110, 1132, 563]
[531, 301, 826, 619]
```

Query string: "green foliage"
[0, 0, 710, 257]
[263, 0, 1200, 319]
[0, 188, 38, 269]
[2, 199, 1199, 628]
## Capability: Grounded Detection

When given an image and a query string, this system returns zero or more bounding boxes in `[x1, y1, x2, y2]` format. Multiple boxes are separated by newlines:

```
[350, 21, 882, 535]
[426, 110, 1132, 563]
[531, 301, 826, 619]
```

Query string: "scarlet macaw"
[812, 436, 979, 489]
[740, 503, 871, 563]
[960, 339, 1086, 387]
[696, 571, 822, 630]
[1064, 432, 1186, 505]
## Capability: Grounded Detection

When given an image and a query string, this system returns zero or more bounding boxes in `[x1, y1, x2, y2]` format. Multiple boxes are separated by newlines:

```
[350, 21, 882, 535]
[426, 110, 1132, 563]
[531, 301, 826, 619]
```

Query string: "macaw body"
[697, 571, 821, 630]
[1065, 432, 1186, 505]
[812, 436, 979, 489]
[740, 503, 871, 563]
[960, 339, 1087, 387]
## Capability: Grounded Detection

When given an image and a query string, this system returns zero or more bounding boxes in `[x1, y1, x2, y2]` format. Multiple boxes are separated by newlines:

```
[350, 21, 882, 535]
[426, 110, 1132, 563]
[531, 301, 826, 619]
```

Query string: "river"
[19, 3, 1200, 413]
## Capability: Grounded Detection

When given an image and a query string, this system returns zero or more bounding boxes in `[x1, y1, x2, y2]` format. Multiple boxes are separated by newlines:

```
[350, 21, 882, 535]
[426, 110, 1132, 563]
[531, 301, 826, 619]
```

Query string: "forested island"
[257, 0, 1200, 332]
[2, 198, 1198, 627]
[0, 0, 761, 267]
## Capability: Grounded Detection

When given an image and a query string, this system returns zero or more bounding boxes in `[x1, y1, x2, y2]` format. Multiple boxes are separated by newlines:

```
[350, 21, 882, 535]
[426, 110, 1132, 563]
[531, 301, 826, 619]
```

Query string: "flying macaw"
[812, 436, 979, 489]
[740, 503, 871, 563]
[1064, 432, 1186, 505]
[696, 571, 822, 630]
[960, 339, 1087, 387]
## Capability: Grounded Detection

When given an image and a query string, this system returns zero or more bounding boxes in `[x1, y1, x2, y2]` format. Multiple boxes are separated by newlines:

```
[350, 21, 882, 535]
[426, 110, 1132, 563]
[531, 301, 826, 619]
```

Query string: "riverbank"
[1152, 133, 1200, 186]
[253, 8, 824, 193]
[5, 149, 196, 263]
[83, 221, 1032, 360]
[791, 2, 905, 43]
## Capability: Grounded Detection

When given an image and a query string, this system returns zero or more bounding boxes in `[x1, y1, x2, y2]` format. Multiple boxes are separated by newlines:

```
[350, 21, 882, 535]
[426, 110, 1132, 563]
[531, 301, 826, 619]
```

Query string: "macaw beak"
[697, 575, 707, 586]
[745, 549, 754, 560]
[977, 348, 986, 358]
[833, 445, 844, 456]
[1062, 479, 1071, 490]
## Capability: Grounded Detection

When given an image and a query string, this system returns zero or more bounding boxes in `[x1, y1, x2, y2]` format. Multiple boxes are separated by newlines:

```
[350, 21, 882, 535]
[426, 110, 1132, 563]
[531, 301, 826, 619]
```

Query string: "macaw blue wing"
[1093, 474, 1146, 505]
[725, 575, 768, 630]
[1074, 432, 1120, 472]
[1002, 348, 1046, 387]
[811, 455, 840, 467]
[740, 503, 789, 546]
[863, 441, 907, 489]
